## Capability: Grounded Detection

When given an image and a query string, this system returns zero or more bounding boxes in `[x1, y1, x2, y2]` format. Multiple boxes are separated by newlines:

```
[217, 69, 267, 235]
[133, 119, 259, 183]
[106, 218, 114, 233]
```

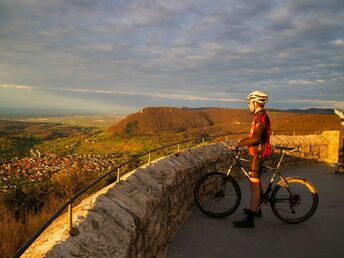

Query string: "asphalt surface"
[167, 164, 344, 258]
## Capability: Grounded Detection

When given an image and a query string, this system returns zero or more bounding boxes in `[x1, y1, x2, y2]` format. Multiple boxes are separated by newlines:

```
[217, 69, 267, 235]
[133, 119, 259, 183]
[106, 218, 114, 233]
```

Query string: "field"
[9, 114, 124, 128]
[0, 114, 124, 162]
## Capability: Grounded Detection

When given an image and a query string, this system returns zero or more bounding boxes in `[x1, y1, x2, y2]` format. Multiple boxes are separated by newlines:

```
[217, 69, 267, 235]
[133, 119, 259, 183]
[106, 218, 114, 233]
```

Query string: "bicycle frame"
[194, 147, 318, 223]
[226, 149, 293, 200]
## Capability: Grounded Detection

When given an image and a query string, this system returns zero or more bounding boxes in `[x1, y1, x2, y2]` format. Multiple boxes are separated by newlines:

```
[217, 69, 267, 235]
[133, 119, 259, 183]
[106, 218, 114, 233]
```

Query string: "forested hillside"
[108, 107, 341, 135]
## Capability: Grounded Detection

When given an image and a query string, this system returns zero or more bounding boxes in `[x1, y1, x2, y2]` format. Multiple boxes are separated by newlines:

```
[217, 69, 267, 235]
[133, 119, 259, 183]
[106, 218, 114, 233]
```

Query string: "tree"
[125, 121, 138, 134]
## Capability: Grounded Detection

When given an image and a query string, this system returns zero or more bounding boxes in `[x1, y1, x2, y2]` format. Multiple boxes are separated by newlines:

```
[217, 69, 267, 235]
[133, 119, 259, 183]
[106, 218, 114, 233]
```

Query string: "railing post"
[68, 202, 72, 233]
[202, 138, 205, 146]
[68, 201, 79, 236]
[148, 152, 151, 164]
[293, 131, 296, 136]
[225, 136, 228, 142]
[117, 168, 120, 182]
[177, 144, 180, 152]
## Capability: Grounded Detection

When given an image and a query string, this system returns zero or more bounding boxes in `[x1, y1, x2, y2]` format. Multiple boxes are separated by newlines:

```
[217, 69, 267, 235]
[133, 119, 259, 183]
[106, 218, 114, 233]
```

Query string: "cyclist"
[230, 90, 271, 228]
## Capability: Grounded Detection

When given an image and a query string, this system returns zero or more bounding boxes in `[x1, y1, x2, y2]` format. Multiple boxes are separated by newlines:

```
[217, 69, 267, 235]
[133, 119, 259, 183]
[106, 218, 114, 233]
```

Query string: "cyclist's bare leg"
[233, 175, 260, 228]
[249, 178, 261, 212]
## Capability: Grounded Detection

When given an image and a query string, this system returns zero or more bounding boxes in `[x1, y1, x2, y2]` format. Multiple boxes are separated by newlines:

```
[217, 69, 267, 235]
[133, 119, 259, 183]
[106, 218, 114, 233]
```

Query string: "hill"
[108, 107, 215, 135]
[107, 107, 341, 135]
[284, 108, 335, 114]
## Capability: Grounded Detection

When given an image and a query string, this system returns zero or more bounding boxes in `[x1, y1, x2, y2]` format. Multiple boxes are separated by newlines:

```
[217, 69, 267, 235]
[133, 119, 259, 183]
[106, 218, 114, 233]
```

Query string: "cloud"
[4, 84, 243, 103]
[0, 84, 33, 90]
[0, 0, 343, 111]
[288, 80, 316, 85]
[0, 85, 132, 112]
[334, 39, 344, 46]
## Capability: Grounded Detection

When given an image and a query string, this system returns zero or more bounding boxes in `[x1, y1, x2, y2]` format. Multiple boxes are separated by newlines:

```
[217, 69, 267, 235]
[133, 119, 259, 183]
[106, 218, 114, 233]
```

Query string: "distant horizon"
[0, 105, 338, 117]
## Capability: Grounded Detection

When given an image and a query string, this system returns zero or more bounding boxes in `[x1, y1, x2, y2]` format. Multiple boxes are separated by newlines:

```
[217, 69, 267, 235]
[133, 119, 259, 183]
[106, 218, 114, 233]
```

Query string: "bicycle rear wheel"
[194, 172, 241, 218]
[271, 177, 318, 224]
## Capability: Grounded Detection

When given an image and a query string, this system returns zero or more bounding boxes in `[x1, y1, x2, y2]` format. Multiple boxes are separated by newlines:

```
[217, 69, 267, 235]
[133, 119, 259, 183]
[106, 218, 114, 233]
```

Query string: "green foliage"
[125, 120, 138, 134]
[51, 167, 100, 198]
[0, 136, 40, 162]
[1, 179, 53, 217]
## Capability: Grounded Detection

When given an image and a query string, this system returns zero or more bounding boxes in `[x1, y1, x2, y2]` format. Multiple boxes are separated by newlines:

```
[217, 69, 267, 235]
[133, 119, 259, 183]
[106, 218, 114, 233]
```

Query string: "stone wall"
[22, 131, 340, 258]
[23, 143, 233, 258]
[270, 130, 340, 164]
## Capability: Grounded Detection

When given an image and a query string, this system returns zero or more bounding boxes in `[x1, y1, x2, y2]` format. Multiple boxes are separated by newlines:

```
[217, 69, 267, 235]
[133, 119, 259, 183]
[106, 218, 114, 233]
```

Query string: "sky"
[0, 0, 344, 114]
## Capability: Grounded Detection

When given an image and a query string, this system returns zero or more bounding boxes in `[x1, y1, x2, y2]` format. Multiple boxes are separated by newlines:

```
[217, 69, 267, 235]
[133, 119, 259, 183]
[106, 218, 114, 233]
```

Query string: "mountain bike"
[194, 146, 319, 224]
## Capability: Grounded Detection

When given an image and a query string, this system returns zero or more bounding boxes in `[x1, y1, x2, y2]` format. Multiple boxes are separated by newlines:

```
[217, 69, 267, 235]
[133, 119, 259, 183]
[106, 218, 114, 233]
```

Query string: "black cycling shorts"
[249, 156, 266, 179]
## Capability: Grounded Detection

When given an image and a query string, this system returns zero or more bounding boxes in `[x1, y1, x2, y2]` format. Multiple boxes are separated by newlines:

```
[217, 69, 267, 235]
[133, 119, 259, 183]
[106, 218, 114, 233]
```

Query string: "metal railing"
[271, 130, 323, 136]
[12, 132, 247, 257]
[12, 129, 323, 257]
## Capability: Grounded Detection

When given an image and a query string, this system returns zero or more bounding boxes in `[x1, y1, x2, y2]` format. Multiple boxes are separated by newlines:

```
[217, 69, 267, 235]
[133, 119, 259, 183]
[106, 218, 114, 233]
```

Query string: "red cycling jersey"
[248, 110, 271, 157]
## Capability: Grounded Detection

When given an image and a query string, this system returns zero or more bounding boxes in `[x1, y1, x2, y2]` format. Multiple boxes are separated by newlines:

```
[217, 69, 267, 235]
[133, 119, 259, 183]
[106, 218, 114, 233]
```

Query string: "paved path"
[167, 164, 344, 258]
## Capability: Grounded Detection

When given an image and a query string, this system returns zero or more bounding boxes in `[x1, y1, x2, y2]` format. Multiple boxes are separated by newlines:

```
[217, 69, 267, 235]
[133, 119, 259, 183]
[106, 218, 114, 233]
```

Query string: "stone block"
[187, 145, 222, 164]
[321, 130, 341, 163]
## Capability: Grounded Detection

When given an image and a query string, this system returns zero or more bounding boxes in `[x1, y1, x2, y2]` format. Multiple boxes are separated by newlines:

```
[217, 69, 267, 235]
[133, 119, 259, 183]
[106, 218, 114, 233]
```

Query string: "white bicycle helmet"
[246, 91, 268, 104]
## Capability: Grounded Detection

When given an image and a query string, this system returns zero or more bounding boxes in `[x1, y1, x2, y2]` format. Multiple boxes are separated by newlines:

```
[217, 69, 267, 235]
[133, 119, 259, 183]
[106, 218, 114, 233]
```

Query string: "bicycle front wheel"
[271, 177, 319, 224]
[194, 172, 241, 218]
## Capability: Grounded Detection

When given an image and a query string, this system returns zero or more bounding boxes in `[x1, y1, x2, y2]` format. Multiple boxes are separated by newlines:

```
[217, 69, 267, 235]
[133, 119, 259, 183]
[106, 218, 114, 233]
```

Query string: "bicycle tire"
[270, 177, 319, 224]
[194, 172, 241, 218]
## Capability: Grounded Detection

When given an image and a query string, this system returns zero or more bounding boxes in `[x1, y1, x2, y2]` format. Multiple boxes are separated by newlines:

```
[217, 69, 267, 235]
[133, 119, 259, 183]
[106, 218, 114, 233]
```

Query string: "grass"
[0, 164, 105, 257]
[0, 196, 65, 258]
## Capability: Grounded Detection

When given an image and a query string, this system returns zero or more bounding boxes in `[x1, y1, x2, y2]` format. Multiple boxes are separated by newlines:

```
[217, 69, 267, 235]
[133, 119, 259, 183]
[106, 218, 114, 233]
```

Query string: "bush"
[1, 179, 53, 218]
[51, 166, 97, 198]
[125, 120, 138, 134]
[0, 196, 64, 258]
[0, 203, 24, 258]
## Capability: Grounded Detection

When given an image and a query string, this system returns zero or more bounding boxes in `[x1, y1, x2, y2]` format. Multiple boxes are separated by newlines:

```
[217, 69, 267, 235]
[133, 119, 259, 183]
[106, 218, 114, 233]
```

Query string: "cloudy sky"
[0, 0, 343, 113]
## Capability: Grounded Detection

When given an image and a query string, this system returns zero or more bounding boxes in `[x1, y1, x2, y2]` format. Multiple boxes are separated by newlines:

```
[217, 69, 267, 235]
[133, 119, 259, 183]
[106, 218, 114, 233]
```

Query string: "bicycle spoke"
[195, 172, 241, 217]
[271, 179, 318, 223]
[206, 187, 236, 212]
